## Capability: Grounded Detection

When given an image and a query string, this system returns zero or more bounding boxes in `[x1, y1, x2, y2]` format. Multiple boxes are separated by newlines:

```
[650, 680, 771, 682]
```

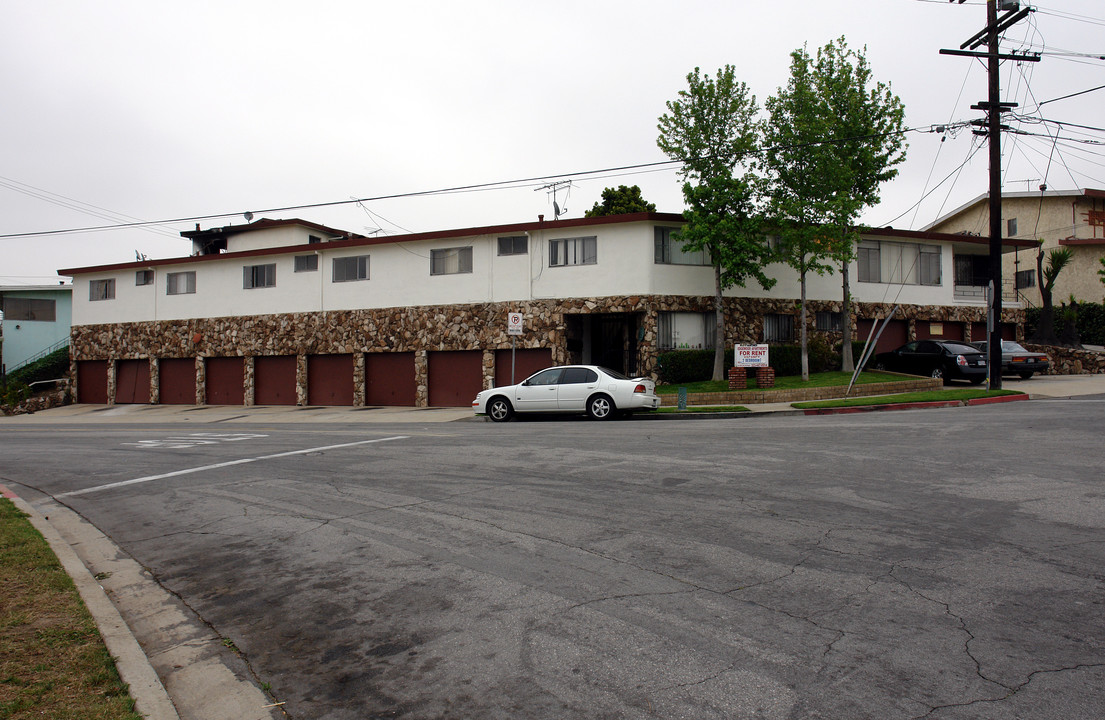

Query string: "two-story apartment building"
[59, 213, 1033, 407]
[926, 188, 1105, 306]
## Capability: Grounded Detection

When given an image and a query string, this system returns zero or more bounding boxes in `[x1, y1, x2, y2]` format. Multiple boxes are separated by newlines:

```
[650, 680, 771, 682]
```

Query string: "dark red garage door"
[365, 352, 416, 406]
[428, 350, 483, 407]
[971, 322, 1018, 343]
[858, 318, 908, 354]
[307, 354, 354, 406]
[494, 348, 553, 387]
[255, 356, 297, 406]
[115, 359, 150, 404]
[77, 360, 109, 404]
[160, 358, 197, 405]
[206, 357, 245, 405]
[916, 321, 966, 342]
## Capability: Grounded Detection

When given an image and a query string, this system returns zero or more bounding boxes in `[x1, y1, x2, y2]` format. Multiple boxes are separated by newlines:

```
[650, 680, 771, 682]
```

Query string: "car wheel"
[586, 394, 615, 420]
[931, 367, 949, 385]
[1018, 372, 1034, 380]
[487, 397, 513, 422]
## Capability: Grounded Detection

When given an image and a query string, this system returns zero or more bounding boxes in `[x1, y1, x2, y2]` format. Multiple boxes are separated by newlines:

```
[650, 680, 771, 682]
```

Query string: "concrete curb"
[797, 392, 1030, 416]
[1, 484, 182, 720]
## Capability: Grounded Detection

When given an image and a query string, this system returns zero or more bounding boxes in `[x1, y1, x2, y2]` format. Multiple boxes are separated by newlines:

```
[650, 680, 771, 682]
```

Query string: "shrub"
[657, 349, 734, 384]
[1026, 301, 1105, 346]
[6, 347, 69, 386]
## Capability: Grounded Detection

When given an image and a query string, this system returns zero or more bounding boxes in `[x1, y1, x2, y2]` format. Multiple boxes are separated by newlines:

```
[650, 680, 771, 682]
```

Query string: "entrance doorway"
[564, 313, 641, 375]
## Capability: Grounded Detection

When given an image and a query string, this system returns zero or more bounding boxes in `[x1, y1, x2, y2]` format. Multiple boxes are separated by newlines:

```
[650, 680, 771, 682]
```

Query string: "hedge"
[1025, 301, 1105, 346]
[657, 338, 867, 384]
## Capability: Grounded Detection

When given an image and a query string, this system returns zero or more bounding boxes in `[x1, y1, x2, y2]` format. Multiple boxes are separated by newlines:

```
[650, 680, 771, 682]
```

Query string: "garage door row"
[76, 349, 553, 408]
[857, 319, 1015, 354]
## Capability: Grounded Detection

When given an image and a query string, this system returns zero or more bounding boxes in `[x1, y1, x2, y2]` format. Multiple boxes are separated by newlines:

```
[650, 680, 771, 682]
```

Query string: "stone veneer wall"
[1023, 344, 1105, 375]
[68, 296, 1022, 405]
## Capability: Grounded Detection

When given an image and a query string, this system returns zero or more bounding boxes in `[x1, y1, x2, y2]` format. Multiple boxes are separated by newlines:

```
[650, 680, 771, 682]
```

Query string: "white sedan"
[472, 365, 660, 421]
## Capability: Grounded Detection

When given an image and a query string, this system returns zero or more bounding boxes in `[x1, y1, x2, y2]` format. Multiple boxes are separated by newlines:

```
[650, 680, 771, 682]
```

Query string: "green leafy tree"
[762, 39, 906, 379]
[584, 185, 656, 217]
[1098, 255, 1105, 293]
[657, 65, 775, 381]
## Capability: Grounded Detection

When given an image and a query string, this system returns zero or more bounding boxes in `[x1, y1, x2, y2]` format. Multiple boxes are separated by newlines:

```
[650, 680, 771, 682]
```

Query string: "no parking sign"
[507, 312, 524, 336]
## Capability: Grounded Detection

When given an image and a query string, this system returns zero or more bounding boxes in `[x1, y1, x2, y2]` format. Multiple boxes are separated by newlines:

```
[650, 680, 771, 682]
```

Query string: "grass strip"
[655, 405, 750, 414]
[656, 371, 903, 394]
[793, 388, 1023, 409]
[0, 498, 141, 720]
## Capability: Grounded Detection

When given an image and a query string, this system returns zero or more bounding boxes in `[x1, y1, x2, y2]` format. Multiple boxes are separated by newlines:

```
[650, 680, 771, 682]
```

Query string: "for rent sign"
[735, 344, 770, 367]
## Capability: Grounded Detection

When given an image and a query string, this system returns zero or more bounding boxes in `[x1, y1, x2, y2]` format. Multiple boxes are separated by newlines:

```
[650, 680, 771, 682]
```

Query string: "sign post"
[507, 312, 524, 384]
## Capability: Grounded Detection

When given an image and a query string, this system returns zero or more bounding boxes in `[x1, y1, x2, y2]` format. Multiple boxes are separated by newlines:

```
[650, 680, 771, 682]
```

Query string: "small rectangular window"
[497, 236, 528, 256]
[918, 244, 942, 286]
[294, 254, 319, 272]
[0, 297, 56, 321]
[333, 255, 369, 282]
[763, 314, 794, 343]
[308, 235, 322, 244]
[90, 279, 115, 301]
[1007, 218, 1018, 237]
[431, 247, 473, 275]
[657, 312, 716, 349]
[243, 263, 276, 289]
[549, 236, 597, 267]
[166, 271, 196, 295]
[136, 270, 154, 286]
[815, 311, 842, 332]
[1015, 268, 1036, 289]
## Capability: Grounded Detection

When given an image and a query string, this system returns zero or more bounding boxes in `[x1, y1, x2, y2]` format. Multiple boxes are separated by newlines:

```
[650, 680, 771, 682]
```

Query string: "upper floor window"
[550, 236, 597, 267]
[308, 235, 322, 244]
[1, 297, 56, 321]
[431, 247, 473, 275]
[244, 263, 276, 289]
[655, 227, 708, 265]
[333, 255, 369, 283]
[90, 279, 115, 301]
[954, 255, 988, 286]
[857, 240, 941, 286]
[294, 254, 319, 272]
[136, 270, 154, 286]
[1007, 218, 1018, 237]
[1015, 268, 1036, 289]
[166, 271, 196, 295]
[498, 236, 528, 256]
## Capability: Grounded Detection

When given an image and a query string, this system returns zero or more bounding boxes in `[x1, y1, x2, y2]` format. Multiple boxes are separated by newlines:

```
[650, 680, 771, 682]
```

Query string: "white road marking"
[57, 435, 409, 498]
[122, 433, 269, 449]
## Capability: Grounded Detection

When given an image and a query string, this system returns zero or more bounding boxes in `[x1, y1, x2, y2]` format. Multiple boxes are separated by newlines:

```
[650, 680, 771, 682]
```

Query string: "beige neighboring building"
[926, 188, 1105, 307]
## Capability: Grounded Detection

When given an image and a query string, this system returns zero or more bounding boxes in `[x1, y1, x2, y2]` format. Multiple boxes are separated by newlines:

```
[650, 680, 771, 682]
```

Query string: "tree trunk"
[800, 268, 809, 381]
[841, 260, 854, 372]
[1030, 248, 1058, 344]
[712, 263, 725, 382]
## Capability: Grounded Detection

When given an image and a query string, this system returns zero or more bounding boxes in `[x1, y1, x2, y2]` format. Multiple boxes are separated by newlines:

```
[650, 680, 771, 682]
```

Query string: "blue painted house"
[0, 284, 72, 374]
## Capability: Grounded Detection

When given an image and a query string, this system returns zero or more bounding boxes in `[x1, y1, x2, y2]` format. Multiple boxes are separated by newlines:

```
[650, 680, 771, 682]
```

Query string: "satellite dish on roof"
[244, 211, 254, 222]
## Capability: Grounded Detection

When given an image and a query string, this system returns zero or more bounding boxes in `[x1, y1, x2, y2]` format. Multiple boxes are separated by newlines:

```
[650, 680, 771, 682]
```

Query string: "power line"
[1, 125, 940, 240]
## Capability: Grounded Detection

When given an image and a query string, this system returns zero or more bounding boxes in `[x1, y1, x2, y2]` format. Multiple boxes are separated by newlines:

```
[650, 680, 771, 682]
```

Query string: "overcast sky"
[2, 0, 1102, 286]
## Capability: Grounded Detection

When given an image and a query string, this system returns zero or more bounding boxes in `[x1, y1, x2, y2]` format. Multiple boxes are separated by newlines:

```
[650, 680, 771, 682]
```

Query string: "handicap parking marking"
[122, 433, 269, 450]
[58, 435, 409, 499]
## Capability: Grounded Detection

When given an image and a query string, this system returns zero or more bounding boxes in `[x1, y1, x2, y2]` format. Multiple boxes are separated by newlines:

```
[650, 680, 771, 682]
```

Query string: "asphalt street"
[2, 397, 1104, 719]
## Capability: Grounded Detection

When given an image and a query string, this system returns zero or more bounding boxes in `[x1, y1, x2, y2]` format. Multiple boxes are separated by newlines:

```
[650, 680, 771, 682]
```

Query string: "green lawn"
[793, 388, 1022, 409]
[0, 499, 141, 720]
[656, 370, 904, 395]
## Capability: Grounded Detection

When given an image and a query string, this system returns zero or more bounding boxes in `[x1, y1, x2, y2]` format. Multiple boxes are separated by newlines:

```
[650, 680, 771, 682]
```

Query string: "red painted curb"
[0, 484, 17, 500]
[967, 394, 1029, 406]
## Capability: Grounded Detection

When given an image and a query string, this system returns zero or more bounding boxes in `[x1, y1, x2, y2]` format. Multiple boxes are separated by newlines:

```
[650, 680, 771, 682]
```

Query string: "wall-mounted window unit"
[497, 236, 528, 256]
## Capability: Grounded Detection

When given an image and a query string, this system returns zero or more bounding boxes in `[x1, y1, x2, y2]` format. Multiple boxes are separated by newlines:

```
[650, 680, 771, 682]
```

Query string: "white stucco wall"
[68, 219, 982, 326]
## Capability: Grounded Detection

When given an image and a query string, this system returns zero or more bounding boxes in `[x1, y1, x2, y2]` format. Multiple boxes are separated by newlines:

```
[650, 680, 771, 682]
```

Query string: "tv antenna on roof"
[536, 180, 571, 220]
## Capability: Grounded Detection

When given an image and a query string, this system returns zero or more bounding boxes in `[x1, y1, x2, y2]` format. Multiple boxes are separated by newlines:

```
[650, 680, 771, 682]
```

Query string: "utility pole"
[940, 0, 1038, 390]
